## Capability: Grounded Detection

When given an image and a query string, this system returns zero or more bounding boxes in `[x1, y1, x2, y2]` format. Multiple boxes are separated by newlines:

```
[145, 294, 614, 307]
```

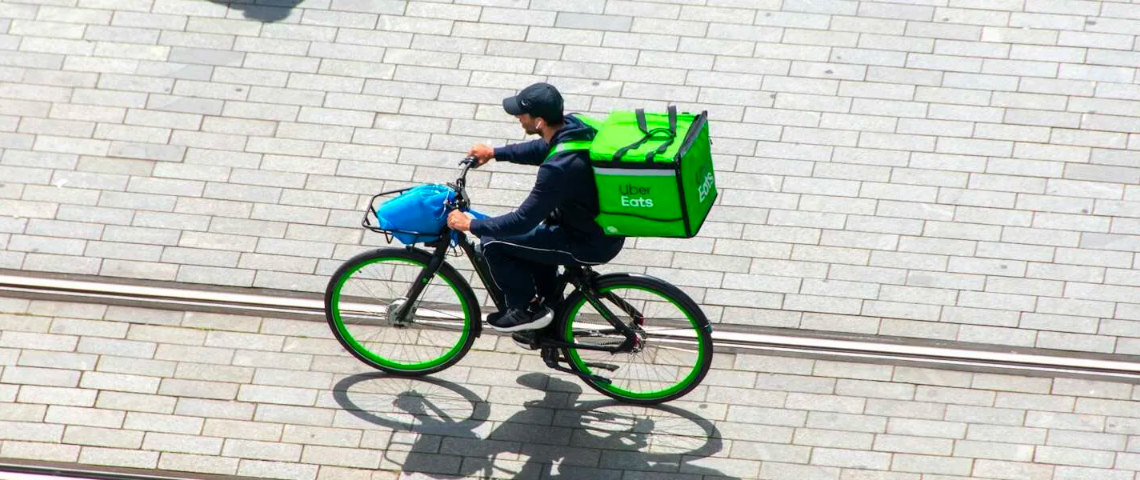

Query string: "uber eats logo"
[619, 183, 653, 208]
[697, 163, 715, 203]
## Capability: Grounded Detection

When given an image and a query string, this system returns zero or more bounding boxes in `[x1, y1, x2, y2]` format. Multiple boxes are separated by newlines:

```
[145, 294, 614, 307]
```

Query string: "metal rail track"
[0, 460, 248, 480]
[3, 273, 1140, 383]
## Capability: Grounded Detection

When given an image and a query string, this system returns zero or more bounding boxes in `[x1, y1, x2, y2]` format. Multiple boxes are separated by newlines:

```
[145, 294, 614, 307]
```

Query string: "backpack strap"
[543, 113, 599, 162]
[546, 139, 592, 161]
[646, 105, 678, 162]
[570, 112, 603, 131]
[613, 106, 678, 163]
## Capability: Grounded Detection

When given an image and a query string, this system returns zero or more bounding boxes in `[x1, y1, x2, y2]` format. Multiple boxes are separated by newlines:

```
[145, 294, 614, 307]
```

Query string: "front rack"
[361, 188, 450, 246]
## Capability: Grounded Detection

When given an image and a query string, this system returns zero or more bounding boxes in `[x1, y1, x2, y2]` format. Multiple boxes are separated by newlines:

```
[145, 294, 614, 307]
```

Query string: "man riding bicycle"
[446, 82, 626, 333]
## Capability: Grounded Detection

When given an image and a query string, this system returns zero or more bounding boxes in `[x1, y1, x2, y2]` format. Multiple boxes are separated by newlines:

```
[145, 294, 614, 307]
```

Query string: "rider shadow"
[332, 372, 738, 479]
[207, 0, 303, 23]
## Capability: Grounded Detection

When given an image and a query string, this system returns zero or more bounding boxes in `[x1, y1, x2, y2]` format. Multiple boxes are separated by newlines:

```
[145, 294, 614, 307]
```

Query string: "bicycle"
[323, 156, 714, 405]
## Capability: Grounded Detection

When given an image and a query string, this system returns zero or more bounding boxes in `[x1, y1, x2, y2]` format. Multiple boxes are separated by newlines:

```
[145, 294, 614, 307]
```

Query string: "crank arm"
[543, 356, 612, 385]
[536, 335, 630, 353]
[582, 362, 619, 372]
[542, 349, 613, 385]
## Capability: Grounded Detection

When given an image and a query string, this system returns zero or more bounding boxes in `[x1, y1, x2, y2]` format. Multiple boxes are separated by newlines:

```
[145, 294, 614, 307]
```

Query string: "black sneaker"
[489, 305, 553, 333]
[533, 295, 563, 313]
[487, 301, 546, 325]
[486, 310, 506, 325]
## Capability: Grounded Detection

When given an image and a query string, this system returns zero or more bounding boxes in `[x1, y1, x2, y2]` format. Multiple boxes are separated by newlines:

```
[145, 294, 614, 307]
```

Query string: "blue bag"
[376, 184, 455, 245]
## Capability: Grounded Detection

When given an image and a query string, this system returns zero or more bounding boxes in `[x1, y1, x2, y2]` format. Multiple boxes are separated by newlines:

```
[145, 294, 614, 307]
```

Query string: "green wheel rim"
[330, 256, 471, 371]
[563, 284, 706, 400]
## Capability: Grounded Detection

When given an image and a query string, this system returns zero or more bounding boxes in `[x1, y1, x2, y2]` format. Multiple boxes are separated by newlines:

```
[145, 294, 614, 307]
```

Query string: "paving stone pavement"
[5, 0, 1140, 355]
[0, 298, 1140, 479]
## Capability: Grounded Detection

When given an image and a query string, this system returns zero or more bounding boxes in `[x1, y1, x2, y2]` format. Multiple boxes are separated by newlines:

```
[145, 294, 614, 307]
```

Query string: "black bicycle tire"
[323, 247, 480, 376]
[557, 273, 713, 405]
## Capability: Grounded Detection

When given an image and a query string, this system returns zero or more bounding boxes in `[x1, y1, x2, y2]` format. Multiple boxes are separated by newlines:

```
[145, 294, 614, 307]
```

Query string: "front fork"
[391, 239, 452, 324]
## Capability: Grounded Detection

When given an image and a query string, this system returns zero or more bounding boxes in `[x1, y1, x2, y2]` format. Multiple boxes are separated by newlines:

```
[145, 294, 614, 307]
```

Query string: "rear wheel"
[324, 248, 479, 376]
[559, 274, 713, 405]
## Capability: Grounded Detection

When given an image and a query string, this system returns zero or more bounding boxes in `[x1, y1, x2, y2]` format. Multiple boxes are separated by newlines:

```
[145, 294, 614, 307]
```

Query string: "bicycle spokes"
[332, 256, 471, 371]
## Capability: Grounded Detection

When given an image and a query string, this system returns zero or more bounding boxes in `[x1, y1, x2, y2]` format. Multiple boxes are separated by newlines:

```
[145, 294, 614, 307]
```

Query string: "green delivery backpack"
[549, 106, 718, 238]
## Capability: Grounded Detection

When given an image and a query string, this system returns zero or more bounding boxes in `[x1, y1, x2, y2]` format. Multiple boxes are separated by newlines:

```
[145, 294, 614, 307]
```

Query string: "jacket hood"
[551, 113, 596, 145]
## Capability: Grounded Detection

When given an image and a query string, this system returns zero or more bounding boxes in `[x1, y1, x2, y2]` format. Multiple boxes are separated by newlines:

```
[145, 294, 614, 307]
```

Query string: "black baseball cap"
[502, 82, 563, 123]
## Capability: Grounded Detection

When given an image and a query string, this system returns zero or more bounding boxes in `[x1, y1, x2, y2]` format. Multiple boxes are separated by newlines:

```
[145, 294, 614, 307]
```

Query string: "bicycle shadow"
[332, 373, 490, 476]
[206, 0, 303, 23]
[332, 372, 737, 479]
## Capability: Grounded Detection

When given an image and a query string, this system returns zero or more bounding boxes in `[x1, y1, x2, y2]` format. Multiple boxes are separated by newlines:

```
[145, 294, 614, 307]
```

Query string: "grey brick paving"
[0, 303, 1137, 479]
[6, 0, 1140, 355]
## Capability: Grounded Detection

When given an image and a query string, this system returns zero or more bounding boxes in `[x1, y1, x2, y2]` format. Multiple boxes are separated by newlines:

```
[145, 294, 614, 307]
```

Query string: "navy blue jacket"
[470, 115, 621, 247]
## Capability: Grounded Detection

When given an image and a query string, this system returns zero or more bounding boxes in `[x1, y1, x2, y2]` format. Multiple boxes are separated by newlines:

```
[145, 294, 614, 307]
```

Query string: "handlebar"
[459, 155, 479, 172]
[450, 155, 480, 210]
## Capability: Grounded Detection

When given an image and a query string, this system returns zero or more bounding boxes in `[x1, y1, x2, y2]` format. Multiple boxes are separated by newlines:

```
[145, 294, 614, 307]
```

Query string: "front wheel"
[559, 274, 713, 405]
[324, 247, 480, 376]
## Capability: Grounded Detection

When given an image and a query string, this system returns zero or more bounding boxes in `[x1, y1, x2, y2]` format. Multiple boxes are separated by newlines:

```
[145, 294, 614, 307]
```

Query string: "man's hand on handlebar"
[447, 209, 472, 232]
[467, 143, 494, 166]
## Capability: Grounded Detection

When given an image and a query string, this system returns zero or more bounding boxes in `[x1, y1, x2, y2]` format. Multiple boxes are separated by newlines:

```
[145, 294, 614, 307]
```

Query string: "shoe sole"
[490, 310, 554, 333]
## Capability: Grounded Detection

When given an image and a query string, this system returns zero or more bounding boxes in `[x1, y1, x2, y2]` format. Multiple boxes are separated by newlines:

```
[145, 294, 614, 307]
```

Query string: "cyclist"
[446, 82, 626, 333]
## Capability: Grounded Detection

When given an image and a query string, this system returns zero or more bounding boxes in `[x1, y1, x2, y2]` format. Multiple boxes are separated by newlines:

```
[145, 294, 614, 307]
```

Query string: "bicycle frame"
[389, 157, 644, 355]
